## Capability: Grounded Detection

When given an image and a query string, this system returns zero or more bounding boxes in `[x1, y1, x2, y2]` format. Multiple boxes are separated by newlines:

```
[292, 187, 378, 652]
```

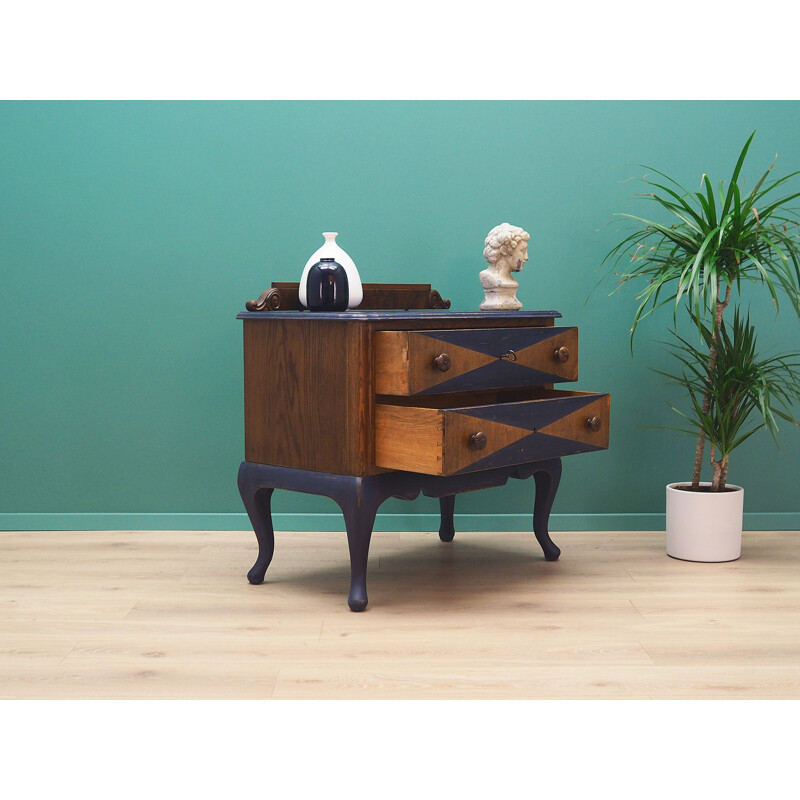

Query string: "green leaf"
[615, 213, 700, 251]
[657, 310, 800, 467]
[703, 173, 718, 227]
[643, 179, 708, 229]
[720, 130, 756, 220]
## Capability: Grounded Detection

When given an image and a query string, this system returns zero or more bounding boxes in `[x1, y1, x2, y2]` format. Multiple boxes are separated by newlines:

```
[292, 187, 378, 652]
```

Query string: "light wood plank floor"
[1, 529, 798, 699]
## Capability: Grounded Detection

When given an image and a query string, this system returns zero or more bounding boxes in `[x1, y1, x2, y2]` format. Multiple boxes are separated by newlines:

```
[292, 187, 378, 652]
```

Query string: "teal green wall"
[2, 101, 799, 530]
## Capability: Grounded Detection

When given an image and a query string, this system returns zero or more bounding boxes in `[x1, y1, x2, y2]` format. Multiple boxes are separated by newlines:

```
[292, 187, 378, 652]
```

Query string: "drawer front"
[374, 327, 578, 395]
[375, 391, 609, 475]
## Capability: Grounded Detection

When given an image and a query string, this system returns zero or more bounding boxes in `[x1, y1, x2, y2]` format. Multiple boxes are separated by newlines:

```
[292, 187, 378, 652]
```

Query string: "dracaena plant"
[657, 310, 800, 491]
[603, 131, 800, 489]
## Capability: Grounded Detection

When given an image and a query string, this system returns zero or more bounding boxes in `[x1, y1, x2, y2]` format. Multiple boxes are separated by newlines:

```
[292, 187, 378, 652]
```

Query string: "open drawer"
[375, 389, 609, 475]
[374, 327, 578, 395]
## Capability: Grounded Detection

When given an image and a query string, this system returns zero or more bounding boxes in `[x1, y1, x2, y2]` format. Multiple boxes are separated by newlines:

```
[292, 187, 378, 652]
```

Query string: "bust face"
[511, 241, 528, 272]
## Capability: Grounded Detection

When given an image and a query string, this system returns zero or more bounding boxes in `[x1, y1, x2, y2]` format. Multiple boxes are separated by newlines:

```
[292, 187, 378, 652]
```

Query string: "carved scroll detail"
[245, 288, 282, 312]
[428, 289, 452, 309]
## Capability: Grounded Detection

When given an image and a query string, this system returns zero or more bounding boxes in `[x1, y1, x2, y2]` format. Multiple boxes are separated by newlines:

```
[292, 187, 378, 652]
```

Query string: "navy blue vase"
[305, 257, 349, 312]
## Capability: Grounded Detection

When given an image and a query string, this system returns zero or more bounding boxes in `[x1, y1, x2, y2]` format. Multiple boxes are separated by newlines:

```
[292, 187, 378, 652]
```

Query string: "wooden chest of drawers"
[236, 305, 609, 610]
[239, 309, 609, 476]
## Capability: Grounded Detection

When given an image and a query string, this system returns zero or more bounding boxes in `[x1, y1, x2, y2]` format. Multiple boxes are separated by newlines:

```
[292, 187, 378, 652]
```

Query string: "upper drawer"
[374, 326, 578, 395]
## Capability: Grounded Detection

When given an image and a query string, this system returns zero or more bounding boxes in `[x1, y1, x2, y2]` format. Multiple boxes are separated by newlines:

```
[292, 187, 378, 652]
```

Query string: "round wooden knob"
[554, 346, 570, 363]
[470, 432, 487, 450]
[433, 353, 451, 372]
[586, 416, 602, 432]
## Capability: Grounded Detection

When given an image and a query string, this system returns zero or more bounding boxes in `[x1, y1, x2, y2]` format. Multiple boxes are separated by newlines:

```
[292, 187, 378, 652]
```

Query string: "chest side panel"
[242, 319, 368, 474]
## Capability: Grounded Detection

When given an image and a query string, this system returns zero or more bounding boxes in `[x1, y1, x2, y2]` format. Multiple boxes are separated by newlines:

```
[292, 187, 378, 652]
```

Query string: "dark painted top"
[237, 309, 562, 322]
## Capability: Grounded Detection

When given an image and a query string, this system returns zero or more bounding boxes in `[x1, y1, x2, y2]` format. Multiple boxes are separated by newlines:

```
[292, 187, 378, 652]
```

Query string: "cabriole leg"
[338, 481, 382, 612]
[245, 487, 275, 584]
[439, 495, 456, 542]
[533, 459, 562, 561]
[238, 465, 276, 584]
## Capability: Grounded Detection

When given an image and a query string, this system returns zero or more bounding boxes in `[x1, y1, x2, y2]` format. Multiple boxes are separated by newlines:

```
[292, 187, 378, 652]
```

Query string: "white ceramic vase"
[299, 232, 363, 309]
[665, 482, 744, 562]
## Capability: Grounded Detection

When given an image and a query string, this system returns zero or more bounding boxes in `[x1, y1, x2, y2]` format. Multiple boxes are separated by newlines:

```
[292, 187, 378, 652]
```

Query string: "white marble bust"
[480, 222, 530, 310]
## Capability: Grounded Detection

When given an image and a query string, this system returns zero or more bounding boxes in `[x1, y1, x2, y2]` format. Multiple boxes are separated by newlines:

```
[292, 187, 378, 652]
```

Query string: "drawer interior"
[376, 385, 579, 409]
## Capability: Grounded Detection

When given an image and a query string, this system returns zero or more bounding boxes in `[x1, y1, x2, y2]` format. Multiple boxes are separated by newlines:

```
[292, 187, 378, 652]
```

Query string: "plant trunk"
[691, 432, 706, 489]
[691, 280, 732, 488]
[711, 453, 729, 492]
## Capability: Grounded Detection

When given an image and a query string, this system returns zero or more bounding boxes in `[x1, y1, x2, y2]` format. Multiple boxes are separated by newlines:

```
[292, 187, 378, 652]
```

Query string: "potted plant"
[659, 310, 800, 560]
[603, 131, 800, 560]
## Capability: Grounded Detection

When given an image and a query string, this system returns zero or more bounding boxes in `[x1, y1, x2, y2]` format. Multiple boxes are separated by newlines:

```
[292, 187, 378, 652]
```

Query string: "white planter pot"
[299, 232, 363, 309]
[665, 482, 743, 562]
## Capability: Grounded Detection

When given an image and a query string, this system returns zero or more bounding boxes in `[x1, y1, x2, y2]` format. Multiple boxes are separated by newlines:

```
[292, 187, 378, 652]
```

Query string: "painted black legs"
[339, 483, 381, 612]
[435, 464, 562, 559]
[237, 463, 386, 612]
[237, 467, 276, 585]
[237, 458, 564, 610]
[438, 495, 456, 542]
[533, 459, 562, 561]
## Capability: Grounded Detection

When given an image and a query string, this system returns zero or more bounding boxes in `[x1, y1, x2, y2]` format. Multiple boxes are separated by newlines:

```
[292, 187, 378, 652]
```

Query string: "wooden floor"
[1, 528, 799, 699]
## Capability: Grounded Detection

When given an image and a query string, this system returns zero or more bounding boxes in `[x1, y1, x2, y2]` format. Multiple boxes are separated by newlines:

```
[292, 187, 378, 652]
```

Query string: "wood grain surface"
[374, 327, 578, 395]
[243, 318, 371, 475]
[374, 405, 444, 474]
[375, 390, 609, 475]
[242, 312, 563, 476]
[537, 393, 610, 449]
[3, 529, 798, 699]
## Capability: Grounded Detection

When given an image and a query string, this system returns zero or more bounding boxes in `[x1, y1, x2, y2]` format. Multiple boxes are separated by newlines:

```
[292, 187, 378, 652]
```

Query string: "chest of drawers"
[236, 302, 609, 611]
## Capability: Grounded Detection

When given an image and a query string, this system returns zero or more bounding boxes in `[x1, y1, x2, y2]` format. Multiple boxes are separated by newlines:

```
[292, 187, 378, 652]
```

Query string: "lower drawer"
[375, 389, 609, 475]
